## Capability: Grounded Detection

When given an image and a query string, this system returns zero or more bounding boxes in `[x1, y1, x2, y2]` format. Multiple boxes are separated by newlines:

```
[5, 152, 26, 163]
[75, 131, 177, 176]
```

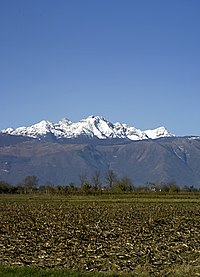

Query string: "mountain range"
[2, 115, 173, 141]
[0, 115, 200, 187]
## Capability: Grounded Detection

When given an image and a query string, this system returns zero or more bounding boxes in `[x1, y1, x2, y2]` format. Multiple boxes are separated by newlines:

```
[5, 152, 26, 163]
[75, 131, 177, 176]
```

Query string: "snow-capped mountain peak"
[2, 120, 54, 138]
[58, 118, 72, 125]
[1, 116, 174, 141]
[145, 126, 173, 139]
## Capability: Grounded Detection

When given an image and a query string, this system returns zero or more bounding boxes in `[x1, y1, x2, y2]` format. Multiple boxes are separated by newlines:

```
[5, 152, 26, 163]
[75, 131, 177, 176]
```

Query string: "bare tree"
[91, 170, 101, 191]
[79, 172, 88, 187]
[22, 175, 38, 193]
[105, 169, 117, 189]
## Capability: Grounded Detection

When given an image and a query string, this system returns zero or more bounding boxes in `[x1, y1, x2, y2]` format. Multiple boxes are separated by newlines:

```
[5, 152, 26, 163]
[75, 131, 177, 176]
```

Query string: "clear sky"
[1, 0, 200, 136]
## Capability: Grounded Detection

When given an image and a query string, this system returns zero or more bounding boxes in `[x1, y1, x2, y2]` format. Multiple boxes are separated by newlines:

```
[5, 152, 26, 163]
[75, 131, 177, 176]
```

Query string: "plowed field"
[0, 194, 200, 276]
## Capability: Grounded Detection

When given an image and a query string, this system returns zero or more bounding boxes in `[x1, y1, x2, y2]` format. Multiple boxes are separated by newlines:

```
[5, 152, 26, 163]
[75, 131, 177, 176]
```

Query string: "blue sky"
[1, 0, 200, 136]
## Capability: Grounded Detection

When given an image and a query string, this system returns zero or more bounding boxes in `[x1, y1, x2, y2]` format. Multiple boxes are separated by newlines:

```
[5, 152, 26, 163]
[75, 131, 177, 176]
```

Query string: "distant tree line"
[0, 170, 200, 194]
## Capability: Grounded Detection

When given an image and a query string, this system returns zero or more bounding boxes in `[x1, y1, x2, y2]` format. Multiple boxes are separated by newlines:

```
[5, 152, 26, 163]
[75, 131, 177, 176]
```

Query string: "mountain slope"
[0, 135, 200, 187]
[1, 115, 173, 141]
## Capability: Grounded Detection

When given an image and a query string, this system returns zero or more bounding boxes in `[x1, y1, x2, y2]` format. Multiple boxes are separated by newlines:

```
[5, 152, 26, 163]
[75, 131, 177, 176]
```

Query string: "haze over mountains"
[1, 115, 200, 187]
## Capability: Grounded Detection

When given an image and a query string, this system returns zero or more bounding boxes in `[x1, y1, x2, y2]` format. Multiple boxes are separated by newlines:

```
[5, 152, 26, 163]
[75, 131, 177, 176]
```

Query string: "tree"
[0, 181, 11, 194]
[113, 176, 133, 193]
[81, 182, 91, 194]
[168, 182, 180, 193]
[79, 172, 88, 187]
[65, 182, 77, 194]
[105, 170, 117, 189]
[22, 175, 39, 193]
[91, 170, 101, 191]
[182, 185, 191, 192]
[159, 183, 170, 192]
[55, 185, 65, 194]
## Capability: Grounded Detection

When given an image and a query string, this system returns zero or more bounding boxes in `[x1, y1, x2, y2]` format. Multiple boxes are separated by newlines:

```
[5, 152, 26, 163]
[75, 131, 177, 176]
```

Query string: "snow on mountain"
[1, 115, 174, 141]
[2, 120, 54, 138]
[144, 126, 173, 139]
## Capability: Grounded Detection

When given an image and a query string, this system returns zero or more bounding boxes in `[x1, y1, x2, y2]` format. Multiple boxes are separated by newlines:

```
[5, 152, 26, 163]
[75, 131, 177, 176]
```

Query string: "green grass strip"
[0, 266, 124, 277]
